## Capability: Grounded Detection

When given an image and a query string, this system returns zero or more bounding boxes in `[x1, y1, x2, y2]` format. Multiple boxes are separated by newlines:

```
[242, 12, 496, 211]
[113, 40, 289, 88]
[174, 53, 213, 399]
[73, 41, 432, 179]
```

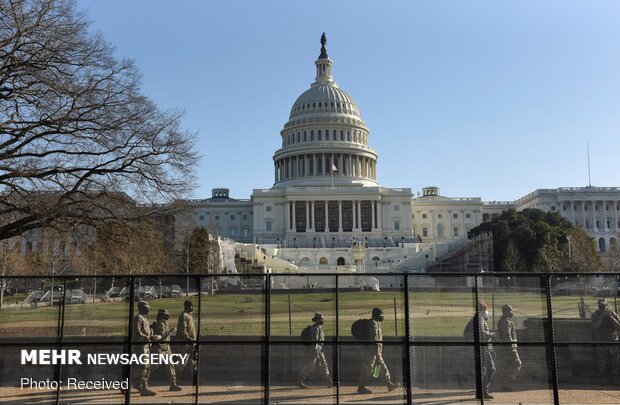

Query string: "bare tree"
[0, 0, 197, 241]
[0, 239, 31, 308]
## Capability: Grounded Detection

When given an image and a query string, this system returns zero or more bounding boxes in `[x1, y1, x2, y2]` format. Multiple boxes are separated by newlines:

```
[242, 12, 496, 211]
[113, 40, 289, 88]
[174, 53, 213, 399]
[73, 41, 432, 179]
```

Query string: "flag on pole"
[332, 164, 337, 173]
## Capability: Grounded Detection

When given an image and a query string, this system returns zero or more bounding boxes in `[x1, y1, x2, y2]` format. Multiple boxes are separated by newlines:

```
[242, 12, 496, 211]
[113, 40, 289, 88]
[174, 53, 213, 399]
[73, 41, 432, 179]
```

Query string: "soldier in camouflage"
[496, 304, 522, 390]
[176, 300, 198, 385]
[357, 307, 399, 394]
[130, 301, 157, 396]
[591, 298, 620, 385]
[151, 309, 182, 391]
[298, 312, 333, 389]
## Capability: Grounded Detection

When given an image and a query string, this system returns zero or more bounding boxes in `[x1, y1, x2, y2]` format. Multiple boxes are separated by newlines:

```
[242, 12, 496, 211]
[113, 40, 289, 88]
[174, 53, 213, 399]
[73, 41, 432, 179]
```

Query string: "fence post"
[55, 277, 67, 405]
[125, 276, 135, 405]
[195, 275, 202, 404]
[393, 297, 398, 336]
[263, 273, 271, 405]
[403, 274, 412, 405]
[473, 275, 483, 404]
[545, 274, 560, 405]
[288, 294, 292, 336]
[335, 274, 340, 405]
[491, 293, 495, 330]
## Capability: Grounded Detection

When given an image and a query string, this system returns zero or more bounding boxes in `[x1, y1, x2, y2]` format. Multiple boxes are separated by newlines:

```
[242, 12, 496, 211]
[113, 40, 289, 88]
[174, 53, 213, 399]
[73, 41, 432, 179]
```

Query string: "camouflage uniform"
[151, 316, 178, 387]
[496, 313, 522, 387]
[176, 306, 198, 382]
[132, 312, 152, 391]
[299, 324, 330, 380]
[359, 319, 392, 386]
[476, 313, 496, 397]
[591, 302, 620, 385]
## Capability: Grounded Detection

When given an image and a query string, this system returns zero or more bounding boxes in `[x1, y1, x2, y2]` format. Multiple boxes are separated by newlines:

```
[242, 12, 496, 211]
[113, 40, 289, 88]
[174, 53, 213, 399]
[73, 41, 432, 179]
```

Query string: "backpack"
[464, 316, 480, 339]
[351, 319, 372, 340]
[300, 325, 314, 345]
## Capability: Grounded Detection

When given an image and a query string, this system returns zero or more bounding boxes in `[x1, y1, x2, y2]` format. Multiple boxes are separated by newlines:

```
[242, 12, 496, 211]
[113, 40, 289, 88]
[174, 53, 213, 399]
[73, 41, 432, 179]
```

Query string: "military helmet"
[502, 304, 513, 313]
[184, 300, 194, 310]
[372, 307, 384, 317]
[137, 301, 150, 310]
[312, 312, 325, 322]
[157, 308, 170, 319]
[598, 298, 608, 306]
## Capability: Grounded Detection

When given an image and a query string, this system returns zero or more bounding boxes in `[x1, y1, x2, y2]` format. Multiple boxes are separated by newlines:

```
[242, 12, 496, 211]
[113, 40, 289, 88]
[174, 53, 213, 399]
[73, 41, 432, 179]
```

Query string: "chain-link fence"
[0, 272, 619, 404]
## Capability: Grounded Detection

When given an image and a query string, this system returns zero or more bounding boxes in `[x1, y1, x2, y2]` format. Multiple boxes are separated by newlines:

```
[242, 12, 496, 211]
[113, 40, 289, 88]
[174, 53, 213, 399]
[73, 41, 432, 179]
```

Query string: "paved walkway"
[0, 385, 619, 404]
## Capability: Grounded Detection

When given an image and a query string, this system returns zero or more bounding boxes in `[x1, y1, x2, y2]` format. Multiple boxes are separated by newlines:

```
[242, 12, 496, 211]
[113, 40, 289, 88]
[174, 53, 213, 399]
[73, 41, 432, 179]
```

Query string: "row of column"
[284, 200, 381, 232]
[567, 200, 620, 232]
[275, 153, 376, 182]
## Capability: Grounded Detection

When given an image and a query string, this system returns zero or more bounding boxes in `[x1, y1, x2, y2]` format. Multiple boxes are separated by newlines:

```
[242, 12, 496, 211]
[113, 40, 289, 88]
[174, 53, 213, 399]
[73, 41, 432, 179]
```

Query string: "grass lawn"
[0, 290, 593, 338]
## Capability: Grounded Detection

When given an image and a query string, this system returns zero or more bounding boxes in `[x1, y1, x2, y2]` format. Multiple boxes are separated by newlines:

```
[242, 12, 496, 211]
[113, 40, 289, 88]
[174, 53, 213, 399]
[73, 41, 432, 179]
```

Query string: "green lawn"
[0, 291, 594, 338]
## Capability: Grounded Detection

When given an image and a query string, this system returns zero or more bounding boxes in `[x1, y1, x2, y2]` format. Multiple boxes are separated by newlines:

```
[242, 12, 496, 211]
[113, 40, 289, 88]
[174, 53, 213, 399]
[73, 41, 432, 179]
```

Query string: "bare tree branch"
[0, 0, 198, 241]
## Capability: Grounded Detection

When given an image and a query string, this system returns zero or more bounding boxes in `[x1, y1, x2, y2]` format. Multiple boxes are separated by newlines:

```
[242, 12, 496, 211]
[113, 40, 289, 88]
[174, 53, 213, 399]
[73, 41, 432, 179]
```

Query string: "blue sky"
[77, 0, 620, 201]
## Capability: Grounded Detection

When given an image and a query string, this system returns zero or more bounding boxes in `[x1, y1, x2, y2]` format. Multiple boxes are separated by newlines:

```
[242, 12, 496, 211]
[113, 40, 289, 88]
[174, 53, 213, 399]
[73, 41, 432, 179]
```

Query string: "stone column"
[325, 201, 329, 232]
[614, 200, 619, 230]
[430, 210, 435, 238]
[310, 201, 315, 230]
[603, 200, 608, 231]
[313, 154, 317, 176]
[285, 202, 290, 230]
[377, 202, 382, 231]
[461, 210, 465, 237]
[292, 201, 296, 232]
[306, 201, 310, 232]
[356, 200, 362, 231]
[338, 200, 343, 232]
[371, 200, 376, 231]
[570, 200, 575, 225]
[591, 200, 598, 232]
[581, 201, 586, 229]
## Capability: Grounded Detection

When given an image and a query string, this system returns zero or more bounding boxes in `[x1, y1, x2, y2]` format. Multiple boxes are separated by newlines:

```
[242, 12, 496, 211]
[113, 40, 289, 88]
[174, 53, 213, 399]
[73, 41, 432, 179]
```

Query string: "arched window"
[337, 257, 346, 266]
[599, 237, 606, 252]
[610, 238, 617, 251]
[437, 223, 444, 237]
[301, 257, 310, 263]
[319, 257, 328, 265]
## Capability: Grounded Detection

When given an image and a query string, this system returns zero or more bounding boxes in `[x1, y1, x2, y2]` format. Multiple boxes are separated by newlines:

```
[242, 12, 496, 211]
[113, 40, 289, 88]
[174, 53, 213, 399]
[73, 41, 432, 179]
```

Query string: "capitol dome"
[289, 84, 361, 119]
[273, 34, 378, 189]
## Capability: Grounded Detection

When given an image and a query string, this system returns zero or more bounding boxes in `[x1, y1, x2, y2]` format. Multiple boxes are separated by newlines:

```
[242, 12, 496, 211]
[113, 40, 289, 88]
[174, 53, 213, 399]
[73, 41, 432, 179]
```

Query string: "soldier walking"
[591, 298, 620, 385]
[298, 312, 333, 388]
[466, 301, 496, 400]
[151, 309, 182, 391]
[496, 304, 522, 391]
[357, 307, 399, 394]
[176, 300, 198, 385]
[130, 301, 157, 396]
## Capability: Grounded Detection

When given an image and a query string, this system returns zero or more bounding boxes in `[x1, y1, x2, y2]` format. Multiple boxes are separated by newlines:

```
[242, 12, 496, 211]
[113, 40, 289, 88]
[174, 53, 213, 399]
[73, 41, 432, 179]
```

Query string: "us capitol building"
[178, 35, 620, 267]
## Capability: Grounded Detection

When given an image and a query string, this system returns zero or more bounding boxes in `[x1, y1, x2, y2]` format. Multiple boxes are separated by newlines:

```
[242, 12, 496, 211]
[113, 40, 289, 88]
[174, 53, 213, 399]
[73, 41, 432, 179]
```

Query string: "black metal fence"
[0, 272, 619, 404]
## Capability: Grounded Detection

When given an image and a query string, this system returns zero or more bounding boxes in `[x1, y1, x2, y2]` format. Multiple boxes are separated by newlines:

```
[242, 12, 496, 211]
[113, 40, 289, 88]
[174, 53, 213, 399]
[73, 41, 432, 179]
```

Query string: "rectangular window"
[551, 206, 556, 211]
[230, 214, 236, 220]
[266, 206, 272, 212]
[295, 201, 306, 232]
[393, 205, 399, 211]
[452, 213, 458, 219]
[265, 220, 272, 232]
[242, 227, 249, 238]
[342, 201, 353, 232]
[466, 213, 471, 219]
[314, 203, 326, 232]
[437, 213, 442, 219]
[422, 213, 427, 219]
[361, 200, 372, 231]
[453, 227, 459, 237]
[199, 215, 204, 221]
[394, 221, 400, 231]
[422, 227, 428, 237]
[242, 215, 248, 220]
[328, 201, 339, 232]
